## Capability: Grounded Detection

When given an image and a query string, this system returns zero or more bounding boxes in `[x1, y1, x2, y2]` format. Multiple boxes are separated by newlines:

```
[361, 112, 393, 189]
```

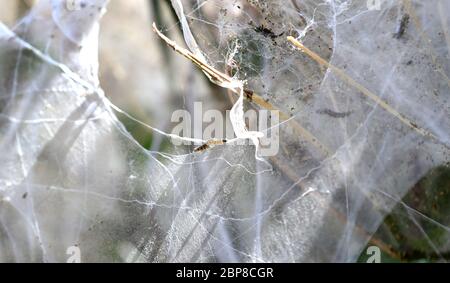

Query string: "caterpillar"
[194, 139, 227, 153]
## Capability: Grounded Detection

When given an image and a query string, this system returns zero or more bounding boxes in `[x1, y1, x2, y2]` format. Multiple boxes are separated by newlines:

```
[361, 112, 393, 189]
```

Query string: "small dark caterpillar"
[316, 108, 352, 118]
[194, 139, 227, 153]
[254, 25, 284, 39]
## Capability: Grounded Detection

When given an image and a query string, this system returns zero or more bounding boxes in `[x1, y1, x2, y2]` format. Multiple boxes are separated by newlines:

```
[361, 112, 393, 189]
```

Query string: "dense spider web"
[0, 0, 449, 262]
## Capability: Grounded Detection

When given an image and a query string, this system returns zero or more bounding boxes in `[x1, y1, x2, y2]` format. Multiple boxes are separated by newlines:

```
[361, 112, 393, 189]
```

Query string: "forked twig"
[152, 23, 331, 157]
[152, 23, 238, 90]
[153, 23, 266, 158]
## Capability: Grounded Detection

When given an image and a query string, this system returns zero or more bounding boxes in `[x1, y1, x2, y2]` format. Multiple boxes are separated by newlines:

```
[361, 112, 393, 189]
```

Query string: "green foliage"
[359, 165, 450, 262]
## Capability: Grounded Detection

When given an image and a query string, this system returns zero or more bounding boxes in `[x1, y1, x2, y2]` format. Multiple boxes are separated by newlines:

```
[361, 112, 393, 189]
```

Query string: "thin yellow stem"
[287, 36, 437, 141]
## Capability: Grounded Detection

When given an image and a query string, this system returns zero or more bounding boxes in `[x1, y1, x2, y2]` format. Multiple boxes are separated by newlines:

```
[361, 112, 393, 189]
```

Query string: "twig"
[152, 23, 237, 90]
[152, 23, 331, 157]
[287, 36, 438, 141]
